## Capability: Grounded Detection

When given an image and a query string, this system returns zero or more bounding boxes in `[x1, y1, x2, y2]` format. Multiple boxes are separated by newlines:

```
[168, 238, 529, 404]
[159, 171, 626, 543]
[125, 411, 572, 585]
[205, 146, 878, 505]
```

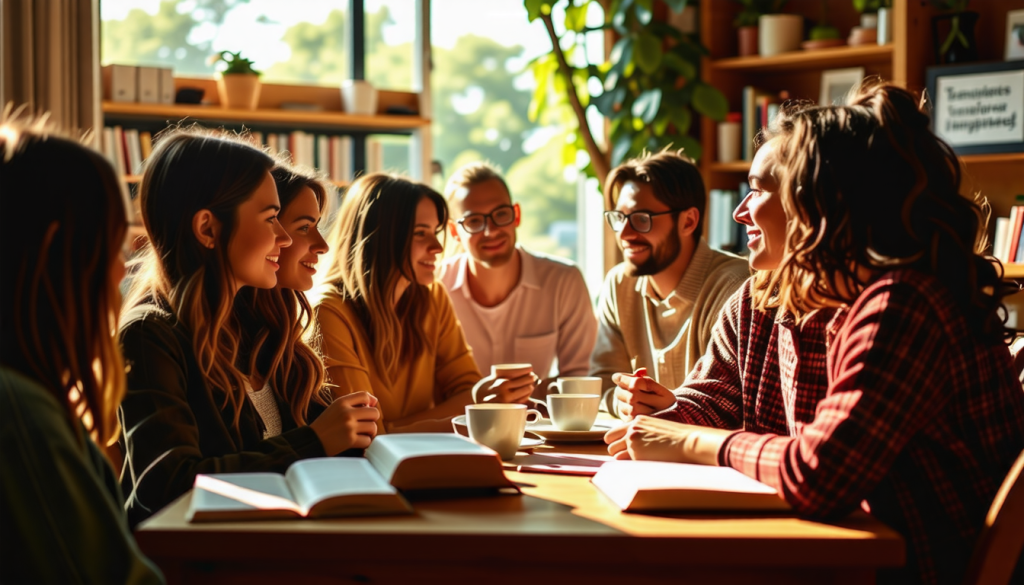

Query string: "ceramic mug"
[547, 376, 602, 395]
[465, 403, 542, 460]
[547, 394, 600, 432]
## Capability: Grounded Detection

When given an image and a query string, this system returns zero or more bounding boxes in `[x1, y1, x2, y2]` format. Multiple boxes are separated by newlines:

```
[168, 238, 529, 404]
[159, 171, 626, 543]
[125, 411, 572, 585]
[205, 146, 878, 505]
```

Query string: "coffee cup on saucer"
[547, 376, 602, 395]
[465, 403, 542, 460]
[546, 394, 600, 432]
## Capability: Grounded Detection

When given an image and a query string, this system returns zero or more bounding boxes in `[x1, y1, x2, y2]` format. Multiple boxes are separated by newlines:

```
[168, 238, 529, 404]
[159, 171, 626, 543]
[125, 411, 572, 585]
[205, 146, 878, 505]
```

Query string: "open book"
[592, 460, 791, 512]
[188, 433, 515, 522]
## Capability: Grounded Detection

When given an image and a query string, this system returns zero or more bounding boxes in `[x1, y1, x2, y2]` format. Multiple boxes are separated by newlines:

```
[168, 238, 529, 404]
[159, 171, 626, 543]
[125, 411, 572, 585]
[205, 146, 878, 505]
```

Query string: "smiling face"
[614, 180, 681, 277]
[407, 196, 444, 286]
[449, 178, 519, 268]
[733, 139, 787, 271]
[275, 186, 328, 291]
[227, 171, 292, 290]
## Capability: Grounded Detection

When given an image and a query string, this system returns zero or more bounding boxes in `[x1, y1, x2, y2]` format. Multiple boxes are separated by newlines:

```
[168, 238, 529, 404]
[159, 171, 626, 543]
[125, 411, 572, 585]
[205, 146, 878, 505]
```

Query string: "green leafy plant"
[929, 0, 972, 56]
[810, 0, 839, 40]
[209, 50, 261, 76]
[525, 0, 727, 188]
[852, 0, 889, 14]
[733, 0, 788, 28]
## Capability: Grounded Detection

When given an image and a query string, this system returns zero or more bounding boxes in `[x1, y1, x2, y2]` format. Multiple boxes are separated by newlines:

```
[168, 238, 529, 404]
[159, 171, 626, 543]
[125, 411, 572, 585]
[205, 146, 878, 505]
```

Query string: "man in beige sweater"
[590, 151, 749, 417]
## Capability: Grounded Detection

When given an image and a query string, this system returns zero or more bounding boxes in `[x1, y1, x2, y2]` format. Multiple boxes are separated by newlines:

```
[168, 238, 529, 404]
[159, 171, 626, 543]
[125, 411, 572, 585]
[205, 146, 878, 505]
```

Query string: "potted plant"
[755, 1, 801, 57]
[210, 50, 261, 110]
[733, 0, 784, 57]
[930, 0, 977, 64]
[804, 0, 843, 50]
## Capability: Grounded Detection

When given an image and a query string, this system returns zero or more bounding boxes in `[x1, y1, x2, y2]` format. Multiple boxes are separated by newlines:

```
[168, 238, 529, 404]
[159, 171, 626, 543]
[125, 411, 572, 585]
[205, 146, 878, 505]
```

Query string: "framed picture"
[927, 61, 1024, 155]
[819, 67, 865, 106]
[1008, 9, 1024, 61]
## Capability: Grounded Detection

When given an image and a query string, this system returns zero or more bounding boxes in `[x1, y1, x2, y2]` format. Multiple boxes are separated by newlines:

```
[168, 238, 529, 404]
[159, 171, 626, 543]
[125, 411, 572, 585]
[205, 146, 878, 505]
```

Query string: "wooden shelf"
[121, 174, 348, 189]
[1003, 263, 1024, 279]
[960, 152, 1024, 166]
[710, 161, 751, 173]
[711, 44, 893, 74]
[103, 101, 430, 131]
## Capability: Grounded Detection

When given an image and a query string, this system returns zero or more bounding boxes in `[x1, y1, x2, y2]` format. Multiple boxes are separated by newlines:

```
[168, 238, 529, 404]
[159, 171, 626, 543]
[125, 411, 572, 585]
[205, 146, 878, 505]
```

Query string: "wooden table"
[135, 443, 904, 584]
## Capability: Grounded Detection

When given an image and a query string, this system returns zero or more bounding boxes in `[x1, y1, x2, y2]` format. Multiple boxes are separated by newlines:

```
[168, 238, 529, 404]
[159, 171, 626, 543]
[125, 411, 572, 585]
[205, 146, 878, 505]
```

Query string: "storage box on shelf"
[101, 76, 431, 189]
[697, 0, 1024, 277]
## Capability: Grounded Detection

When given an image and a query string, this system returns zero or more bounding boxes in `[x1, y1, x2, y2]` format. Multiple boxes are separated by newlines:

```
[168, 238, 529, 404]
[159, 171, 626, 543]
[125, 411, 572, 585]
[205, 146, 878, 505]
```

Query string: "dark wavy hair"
[1, 109, 129, 447]
[122, 126, 279, 428]
[234, 164, 331, 425]
[758, 80, 1009, 341]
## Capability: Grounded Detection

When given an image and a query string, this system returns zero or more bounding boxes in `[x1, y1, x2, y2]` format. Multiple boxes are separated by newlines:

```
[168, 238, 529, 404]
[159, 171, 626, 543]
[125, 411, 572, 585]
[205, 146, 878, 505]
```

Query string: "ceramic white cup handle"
[525, 409, 542, 423]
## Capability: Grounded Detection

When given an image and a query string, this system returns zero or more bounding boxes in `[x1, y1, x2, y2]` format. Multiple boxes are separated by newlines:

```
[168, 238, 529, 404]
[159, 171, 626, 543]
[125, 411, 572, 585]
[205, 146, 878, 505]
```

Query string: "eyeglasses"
[457, 204, 516, 234]
[603, 209, 678, 234]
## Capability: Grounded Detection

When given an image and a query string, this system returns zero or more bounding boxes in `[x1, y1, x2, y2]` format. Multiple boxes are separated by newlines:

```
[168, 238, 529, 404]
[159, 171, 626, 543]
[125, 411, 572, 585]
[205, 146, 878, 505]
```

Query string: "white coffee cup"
[465, 403, 541, 460]
[547, 394, 600, 432]
[548, 376, 602, 395]
[340, 79, 379, 115]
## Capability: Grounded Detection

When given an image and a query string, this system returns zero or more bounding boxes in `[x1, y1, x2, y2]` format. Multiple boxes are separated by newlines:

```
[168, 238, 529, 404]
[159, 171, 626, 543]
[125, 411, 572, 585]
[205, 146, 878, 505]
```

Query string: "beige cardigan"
[590, 240, 750, 415]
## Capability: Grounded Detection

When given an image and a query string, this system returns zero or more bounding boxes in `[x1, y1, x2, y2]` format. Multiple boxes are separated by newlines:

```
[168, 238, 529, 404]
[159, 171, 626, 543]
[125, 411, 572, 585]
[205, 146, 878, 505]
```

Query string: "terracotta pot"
[217, 73, 261, 110]
[738, 25, 759, 57]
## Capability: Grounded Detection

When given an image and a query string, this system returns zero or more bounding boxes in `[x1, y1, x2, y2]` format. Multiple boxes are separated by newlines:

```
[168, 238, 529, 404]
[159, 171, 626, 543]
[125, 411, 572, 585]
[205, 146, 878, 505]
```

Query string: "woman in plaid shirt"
[606, 81, 1024, 585]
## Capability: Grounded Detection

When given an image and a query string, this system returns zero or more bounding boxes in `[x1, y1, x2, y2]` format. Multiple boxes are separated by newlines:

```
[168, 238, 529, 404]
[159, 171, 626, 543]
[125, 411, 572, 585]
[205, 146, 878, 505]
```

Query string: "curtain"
[1, 0, 101, 144]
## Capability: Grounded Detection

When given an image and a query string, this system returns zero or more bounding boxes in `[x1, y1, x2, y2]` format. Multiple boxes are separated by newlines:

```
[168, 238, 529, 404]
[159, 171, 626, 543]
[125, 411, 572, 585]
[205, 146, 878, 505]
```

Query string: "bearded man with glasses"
[438, 162, 598, 399]
[591, 150, 749, 418]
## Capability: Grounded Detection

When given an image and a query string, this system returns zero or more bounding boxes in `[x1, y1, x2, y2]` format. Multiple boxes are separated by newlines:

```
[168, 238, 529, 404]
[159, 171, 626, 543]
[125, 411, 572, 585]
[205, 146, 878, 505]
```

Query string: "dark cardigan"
[118, 303, 325, 528]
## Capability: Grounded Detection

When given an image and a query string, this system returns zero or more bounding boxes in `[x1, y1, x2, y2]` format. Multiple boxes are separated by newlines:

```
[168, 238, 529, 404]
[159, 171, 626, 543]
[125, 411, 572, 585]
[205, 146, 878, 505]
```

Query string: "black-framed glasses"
[457, 204, 516, 234]
[603, 209, 678, 234]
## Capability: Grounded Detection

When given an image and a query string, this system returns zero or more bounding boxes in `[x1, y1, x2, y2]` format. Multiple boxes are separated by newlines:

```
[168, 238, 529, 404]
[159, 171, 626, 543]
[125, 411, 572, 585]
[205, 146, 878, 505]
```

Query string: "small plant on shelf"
[929, 0, 976, 64]
[733, 0, 789, 57]
[209, 51, 261, 76]
[209, 51, 262, 110]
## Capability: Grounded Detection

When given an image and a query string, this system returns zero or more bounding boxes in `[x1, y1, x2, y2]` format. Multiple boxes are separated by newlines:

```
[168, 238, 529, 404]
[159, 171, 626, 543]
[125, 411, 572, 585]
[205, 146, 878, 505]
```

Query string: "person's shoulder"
[0, 367, 69, 438]
[705, 248, 753, 281]
[119, 301, 179, 343]
[522, 248, 587, 284]
[857, 270, 948, 313]
[437, 253, 467, 287]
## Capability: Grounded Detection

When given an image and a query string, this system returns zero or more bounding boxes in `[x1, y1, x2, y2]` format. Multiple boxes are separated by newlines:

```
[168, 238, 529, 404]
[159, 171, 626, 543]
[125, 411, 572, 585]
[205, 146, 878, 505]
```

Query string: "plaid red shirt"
[657, 273, 1024, 585]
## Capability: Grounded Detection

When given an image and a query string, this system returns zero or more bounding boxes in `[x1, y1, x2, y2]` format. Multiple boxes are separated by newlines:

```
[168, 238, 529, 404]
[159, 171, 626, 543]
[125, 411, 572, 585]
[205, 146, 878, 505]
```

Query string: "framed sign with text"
[926, 61, 1024, 155]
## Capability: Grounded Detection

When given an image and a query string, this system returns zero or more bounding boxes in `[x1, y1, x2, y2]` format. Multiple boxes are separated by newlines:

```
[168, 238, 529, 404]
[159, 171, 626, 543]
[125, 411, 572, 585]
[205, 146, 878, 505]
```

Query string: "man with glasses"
[438, 162, 597, 391]
[591, 150, 749, 418]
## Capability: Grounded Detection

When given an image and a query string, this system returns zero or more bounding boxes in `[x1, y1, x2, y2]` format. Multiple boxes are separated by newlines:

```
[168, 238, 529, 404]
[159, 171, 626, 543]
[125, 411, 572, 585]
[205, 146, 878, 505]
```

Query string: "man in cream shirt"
[438, 162, 597, 390]
[591, 151, 750, 417]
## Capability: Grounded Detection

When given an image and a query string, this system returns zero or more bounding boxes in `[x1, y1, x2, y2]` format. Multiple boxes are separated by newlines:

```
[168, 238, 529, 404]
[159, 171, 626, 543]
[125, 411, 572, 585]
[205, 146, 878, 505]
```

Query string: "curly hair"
[754, 80, 1010, 341]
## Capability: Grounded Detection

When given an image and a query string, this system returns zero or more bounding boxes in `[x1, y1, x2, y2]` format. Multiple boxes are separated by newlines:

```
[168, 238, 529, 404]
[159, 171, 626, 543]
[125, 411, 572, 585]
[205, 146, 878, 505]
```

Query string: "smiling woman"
[117, 128, 378, 528]
[313, 173, 530, 434]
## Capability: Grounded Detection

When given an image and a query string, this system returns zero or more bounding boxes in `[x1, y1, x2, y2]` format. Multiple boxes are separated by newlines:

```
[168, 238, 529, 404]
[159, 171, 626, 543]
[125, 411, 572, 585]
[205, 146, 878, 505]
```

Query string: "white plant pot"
[860, 13, 878, 29]
[758, 14, 803, 57]
[877, 8, 892, 45]
[341, 80, 379, 116]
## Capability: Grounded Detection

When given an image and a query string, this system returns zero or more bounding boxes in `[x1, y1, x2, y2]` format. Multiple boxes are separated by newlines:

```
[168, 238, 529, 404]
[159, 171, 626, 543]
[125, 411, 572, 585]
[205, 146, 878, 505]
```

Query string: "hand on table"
[612, 368, 676, 420]
[604, 415, 734, 465]
[472, 372, 538, 404]
[309, 392, 380, 455]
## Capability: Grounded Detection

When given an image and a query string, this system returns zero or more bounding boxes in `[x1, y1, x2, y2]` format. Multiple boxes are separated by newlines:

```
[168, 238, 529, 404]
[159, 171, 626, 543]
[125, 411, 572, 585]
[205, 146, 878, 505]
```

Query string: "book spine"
[139, 131, 153, 161]
[1009, 207, 1023, 264]
[112, 126, 127, 177]
[994, 217, 1010, 263]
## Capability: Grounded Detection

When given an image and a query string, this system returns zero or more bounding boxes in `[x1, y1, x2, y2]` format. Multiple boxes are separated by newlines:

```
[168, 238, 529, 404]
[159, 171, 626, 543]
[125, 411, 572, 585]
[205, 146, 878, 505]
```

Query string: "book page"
[190, 473, 300, 518]
[284, 458, 398, 513]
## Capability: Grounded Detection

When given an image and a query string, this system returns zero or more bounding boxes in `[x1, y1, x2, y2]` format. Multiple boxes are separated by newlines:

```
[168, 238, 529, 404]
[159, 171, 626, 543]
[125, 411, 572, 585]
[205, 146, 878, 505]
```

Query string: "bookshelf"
[698, 0, 1024, 277]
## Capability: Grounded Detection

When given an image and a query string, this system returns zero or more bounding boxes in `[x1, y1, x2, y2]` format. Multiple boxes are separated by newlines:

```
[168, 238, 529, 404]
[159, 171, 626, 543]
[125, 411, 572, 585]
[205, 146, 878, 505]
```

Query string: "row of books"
[741, 86, 787, 161]
[993, 200, 1024, 264]
[707, 184, 750, 255]
[100, 126, 382, 184]
[102, 64, 175, 104]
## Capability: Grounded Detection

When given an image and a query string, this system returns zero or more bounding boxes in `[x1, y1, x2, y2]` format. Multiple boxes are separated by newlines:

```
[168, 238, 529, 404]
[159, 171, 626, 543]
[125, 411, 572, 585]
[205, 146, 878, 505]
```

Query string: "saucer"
[526, 418, 619, 442]
[451, 415, 546, 448]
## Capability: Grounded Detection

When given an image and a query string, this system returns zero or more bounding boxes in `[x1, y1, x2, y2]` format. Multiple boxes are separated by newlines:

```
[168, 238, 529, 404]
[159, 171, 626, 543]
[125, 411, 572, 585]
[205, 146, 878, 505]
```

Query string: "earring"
[206, 242, 215, 249]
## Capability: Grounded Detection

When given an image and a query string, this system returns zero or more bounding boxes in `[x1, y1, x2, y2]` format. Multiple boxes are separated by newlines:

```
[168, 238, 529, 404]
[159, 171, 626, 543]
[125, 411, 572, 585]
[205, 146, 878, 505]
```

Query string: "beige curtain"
[1, 0, 101, 144]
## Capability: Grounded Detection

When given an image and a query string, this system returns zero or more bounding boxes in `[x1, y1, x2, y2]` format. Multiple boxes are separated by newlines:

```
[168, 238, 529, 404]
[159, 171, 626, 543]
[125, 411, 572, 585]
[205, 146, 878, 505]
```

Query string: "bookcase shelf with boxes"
[101, 75, 431, 192]
[697, 0, 1024, 277]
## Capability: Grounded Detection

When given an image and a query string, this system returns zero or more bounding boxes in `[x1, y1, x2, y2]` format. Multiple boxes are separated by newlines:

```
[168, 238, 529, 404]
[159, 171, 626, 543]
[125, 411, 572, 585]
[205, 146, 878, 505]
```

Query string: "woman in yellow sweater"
[313, 174, 535, 433]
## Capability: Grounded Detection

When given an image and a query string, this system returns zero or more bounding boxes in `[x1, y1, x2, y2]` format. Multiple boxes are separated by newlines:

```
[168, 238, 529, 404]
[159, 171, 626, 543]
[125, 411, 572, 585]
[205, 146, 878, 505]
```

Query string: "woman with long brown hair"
[313, 173, 533, 433]
[0, 113, 162, 583]
[606, 81, 1024, 585]
[118, 128, 378, 527]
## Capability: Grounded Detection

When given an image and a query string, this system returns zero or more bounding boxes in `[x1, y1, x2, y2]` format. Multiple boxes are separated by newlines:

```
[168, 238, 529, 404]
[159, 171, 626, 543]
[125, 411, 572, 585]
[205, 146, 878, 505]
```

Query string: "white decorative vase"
[758, 14, 803, 57]
[877, 8, 892, 45]
[341, 80, 379, 115]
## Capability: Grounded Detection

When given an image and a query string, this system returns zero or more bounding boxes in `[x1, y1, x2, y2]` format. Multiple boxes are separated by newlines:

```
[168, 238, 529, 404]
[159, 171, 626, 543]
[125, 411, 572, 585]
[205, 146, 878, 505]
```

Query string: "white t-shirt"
[245, 380, 282, 439]
[438, 247, 598, 378]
